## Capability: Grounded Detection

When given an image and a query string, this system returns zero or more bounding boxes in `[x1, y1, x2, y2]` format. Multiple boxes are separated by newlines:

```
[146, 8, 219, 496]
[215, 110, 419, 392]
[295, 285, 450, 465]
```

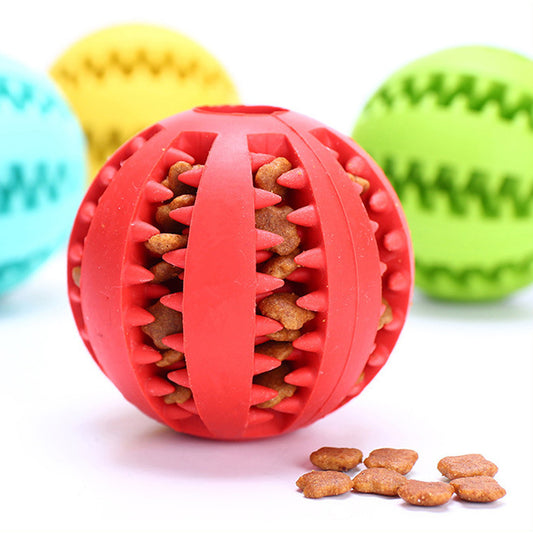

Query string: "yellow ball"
[51, 24, 239, 179]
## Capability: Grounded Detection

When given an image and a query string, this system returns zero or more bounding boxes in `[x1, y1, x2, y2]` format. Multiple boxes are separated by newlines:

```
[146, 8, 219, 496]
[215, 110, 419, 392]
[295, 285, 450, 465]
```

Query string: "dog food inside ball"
[253, 362, 297, 408]
[138, 158, 320, 410]
[260, 249, 300, 279]
[141, 301, 183, 351]
[254, 341, 294, 361]
[309, 447, 363, 471]
[254, 156, 291, 198]
[163, 384, 192, 404]
[296, 470, 353, 499]
[258, 292, 315, 331]
[145, 233, 188, 256]
[255, 206, 301, 256]
[137, 158, 315, 409]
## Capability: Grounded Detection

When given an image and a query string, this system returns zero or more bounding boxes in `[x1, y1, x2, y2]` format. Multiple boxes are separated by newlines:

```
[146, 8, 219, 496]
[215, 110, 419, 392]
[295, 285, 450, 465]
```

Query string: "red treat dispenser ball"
[67, 105, 413, 440]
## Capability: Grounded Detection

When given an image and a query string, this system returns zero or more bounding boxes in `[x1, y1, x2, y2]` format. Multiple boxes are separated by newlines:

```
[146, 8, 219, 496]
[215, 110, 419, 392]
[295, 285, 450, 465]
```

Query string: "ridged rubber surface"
[353, 46, 533, 300]
[50, 23, 239, 179]
[0, 54, 86, 294]
[68, 106, 413, 440]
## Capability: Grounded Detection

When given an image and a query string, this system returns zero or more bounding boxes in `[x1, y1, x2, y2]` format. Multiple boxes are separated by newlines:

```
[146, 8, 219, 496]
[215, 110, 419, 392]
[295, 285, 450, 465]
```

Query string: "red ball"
[68, 105, 413, 440]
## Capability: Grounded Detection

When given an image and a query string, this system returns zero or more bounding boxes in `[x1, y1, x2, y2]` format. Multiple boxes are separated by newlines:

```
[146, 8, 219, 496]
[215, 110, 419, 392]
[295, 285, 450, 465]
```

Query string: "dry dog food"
[163, 161, 197, 196]
[297, 445, 506, 507]
[352, 467, 407, 496]
[254, 341, 294, 361]
[378, 299, 393, 330]
[72, 266, 81, 287]
[255, 205, 300, 256]
[267, 327, 302, 342]
[438, 454, 498, 480]
[259, 292, 315, 331]
[145, 233, 188, 255]
[150, 261, 182, 283]
[253, 362, 296, 408]
[296, 470, 353, 499]
[261, 249, 300, 279]
[155, 193, 195, 232]
[397, 480, 455, 507]
[364, 448, 419, 475]
[141, 301, 183, 350]
[163, 384, 192, 405]
[155, 349, 184, 368]
[140, 157, 317, 413]
[450, 476, 506, 503]
[254, 156, 291, 198]
[347, 172, 370, 194]
[309, 447, 363, 472]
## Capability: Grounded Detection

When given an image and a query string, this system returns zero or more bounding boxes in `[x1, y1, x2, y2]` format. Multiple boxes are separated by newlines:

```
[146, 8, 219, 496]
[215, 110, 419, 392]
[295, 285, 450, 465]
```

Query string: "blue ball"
[0, 56, 86, 294]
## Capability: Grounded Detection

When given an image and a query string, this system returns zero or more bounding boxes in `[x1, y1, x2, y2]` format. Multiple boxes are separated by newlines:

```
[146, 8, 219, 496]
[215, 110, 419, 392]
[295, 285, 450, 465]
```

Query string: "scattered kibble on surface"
[397, 480, 455, 507]
[450, 476, 506, 502]
[296, 447, 505, 508]
[309, 447, 363, 472]
[296, 470, 353, 499]
[438, 454, 498, 480]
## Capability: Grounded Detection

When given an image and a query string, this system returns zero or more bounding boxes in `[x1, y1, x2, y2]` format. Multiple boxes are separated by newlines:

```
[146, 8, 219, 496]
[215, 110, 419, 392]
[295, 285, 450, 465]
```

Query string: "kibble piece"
[145, 233, 188, 256]
[310, 447, 363, 472]
[347, 172, 370, 194]
[255, 157, 292, 198]
[165, 161, 197, 196]
[163, 384, 192, 404]
[150, 261, 182, 283]
[450, 476, 506, 503]
[255, 205, 300, 256]
[364, 448, 418, 475]
[141, 301, 183, 350]
[156, 349, 185, 368]
[72, 266, 81, 287]
[352, 467, 407, 496]
[438, 454, 498, 480]
[267, 328, 302, 342]
[155, 194, 195, 232]
[258, 292, 315, 331]
[398, 480, 455, 507]
[261, 249, 300, 279]
[255, 341, 294, 361]
[296, 470, 353, 499]
[378, 298, 393, 330]
[253, 362, 296, 408]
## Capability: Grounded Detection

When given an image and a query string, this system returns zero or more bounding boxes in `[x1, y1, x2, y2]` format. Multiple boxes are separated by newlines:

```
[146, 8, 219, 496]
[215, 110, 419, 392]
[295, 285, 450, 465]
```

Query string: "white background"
[0, 1, 532, 532]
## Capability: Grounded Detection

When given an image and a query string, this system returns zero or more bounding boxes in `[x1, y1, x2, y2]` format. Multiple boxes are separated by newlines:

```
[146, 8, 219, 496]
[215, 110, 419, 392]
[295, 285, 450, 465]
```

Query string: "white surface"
[1, 255, 532, 533]
[0, 2, 533, 532]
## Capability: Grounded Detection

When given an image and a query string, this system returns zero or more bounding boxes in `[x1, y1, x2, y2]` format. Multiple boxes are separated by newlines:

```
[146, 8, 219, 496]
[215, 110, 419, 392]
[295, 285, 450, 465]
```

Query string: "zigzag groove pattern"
[0, 162, 72, 213]
[381, 156, 533, 218]
[53, 49, 229, 88]
[0, 249, 51, 283]
[0, 77, 67, 115]
[416, 251, 533, 285]
[85, 128, 127, 165]
[366, 72, 533, 129]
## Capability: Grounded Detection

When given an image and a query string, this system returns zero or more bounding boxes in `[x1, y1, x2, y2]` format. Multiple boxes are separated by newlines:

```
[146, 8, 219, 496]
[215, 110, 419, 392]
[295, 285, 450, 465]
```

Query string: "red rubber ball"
[67, 105, 413, 440]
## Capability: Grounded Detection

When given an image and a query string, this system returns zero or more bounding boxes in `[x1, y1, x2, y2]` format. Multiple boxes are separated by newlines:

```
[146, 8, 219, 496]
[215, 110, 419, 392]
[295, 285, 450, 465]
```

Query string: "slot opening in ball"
[196, 105, 288, 116]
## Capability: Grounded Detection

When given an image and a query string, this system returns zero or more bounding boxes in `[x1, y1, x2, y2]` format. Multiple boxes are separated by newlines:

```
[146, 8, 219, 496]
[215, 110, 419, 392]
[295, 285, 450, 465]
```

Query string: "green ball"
[353, 46, 533, 301]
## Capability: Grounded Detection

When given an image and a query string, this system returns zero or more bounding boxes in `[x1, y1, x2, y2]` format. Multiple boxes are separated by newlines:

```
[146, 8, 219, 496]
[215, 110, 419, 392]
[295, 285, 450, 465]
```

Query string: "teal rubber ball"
[0, 56, 86, 294]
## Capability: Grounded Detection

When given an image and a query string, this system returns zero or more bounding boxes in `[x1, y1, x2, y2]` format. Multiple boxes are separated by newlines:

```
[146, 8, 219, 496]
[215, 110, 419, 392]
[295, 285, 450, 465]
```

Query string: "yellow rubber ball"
[50, 23, 239, 180]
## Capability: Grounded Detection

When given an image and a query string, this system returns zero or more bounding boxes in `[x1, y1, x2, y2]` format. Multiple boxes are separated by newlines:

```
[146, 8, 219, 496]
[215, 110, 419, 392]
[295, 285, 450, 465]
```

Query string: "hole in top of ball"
[196, 105, 288, 116]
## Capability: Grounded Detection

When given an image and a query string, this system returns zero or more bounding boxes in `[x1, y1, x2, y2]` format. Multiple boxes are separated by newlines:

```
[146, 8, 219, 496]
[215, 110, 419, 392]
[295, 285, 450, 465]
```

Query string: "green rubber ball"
[353, 46, 533, 301]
